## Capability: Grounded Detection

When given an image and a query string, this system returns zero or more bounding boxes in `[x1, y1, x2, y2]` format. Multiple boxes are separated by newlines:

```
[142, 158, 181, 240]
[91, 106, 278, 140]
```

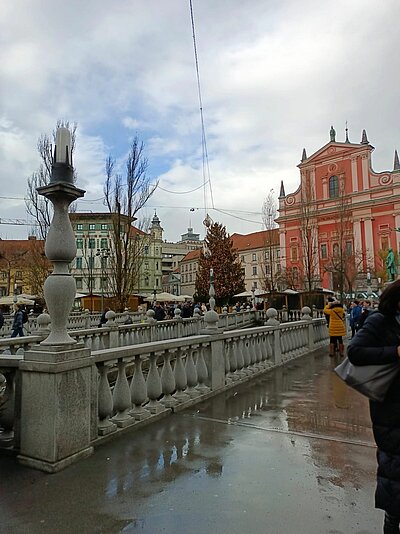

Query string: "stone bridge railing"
[0, 309, 323, 340]
[0, 309, 266, 354]
[0, 313, 329, 467]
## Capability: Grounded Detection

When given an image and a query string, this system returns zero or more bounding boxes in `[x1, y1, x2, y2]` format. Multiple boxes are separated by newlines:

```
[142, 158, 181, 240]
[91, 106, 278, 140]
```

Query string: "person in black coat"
[347, 280, 400, 533]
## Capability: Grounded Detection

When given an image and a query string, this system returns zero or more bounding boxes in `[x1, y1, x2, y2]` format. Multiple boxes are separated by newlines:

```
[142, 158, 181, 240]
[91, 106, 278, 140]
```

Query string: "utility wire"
[189, 0, 215, 215]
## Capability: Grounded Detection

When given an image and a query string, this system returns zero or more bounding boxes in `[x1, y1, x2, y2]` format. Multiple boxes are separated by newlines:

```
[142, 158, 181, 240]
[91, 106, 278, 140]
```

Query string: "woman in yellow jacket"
[323, 300, 346, 357]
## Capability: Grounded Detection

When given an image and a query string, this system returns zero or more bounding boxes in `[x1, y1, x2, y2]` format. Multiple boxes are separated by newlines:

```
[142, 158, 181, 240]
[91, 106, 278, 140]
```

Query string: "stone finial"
[279, 180, 285, 198]
[361, 129, 369, 144]
[394, 150, 400, 172]
[36, 313, 51, 335]
[146, 309, 157, 324]
[301, 148, 307, 162]
[301, 306, 312, 321]
[203, 268, 219, 333]
[345, 123, 350, 143]
[105, 310, 116, 325]
[174, 307, 182, 321]
[265, 308, 280, 326]
[193, 307, 201, 320]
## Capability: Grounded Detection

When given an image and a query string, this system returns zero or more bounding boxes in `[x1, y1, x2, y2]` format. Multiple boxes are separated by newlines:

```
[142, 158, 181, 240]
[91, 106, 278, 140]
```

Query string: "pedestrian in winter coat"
[323, 300, 346, 356]
[349, 300, 362, 338]
[11, 304, 24, 337]
[347, 280, 400, 533]
[153, 302, 166, 321]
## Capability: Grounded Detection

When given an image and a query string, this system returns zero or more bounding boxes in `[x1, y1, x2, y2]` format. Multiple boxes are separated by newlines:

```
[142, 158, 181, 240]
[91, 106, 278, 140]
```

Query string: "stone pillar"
[18, 126, 94, 473]
[351, 156, 358, 192]
[301, 306, 314, 350]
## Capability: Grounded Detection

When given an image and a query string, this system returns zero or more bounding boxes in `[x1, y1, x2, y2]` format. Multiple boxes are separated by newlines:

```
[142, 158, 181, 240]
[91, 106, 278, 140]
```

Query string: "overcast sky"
[1, 0, 400, 242]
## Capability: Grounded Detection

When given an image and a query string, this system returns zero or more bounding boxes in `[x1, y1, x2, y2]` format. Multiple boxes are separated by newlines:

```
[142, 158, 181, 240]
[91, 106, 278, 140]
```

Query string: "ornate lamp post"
[37, 127, 85, 345]
[251, 284, 256, 309]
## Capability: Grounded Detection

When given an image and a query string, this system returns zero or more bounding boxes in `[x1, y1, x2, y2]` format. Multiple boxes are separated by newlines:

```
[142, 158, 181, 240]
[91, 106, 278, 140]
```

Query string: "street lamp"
[13, 278, 17, 305]
[251, 284, 256, 309]
[96, 248, 110, 311]
[367, 271, 372, 297]
[153, 285, 157, 304]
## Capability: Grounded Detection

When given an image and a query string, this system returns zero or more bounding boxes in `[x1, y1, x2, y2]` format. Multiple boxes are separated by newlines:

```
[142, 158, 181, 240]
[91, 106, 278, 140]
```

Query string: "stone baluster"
[160, 349, 178, 407]
[111, 359, 134, 427]
[185, 346, 200, 398]
[196, 344, 210, 392]
[259, 332, 269, 367]
[242, 336, 252, 374]
[254, 334, 263, 368]
[146, 352, 164, 414]
[248, 335, 257, 372]
[224, 339, 232, 384]
[130, 355, 150, 420]
[83, 309, 91, 329]
[173, 348, 189, 402]
[228, 338, 240, 381]
[97, 364, 117, 436]
[233, 337, 245, 378]
[36, 313, 51, 336]
[92, 331, 101, 351]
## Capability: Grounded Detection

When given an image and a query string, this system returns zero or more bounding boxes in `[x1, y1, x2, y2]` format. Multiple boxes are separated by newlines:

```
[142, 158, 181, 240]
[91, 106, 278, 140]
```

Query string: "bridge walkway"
[0, 346, 381, 533]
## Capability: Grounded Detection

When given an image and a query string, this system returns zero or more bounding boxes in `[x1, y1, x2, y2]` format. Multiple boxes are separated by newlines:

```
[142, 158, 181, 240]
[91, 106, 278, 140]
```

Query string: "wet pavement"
[1, 349, 382, 533]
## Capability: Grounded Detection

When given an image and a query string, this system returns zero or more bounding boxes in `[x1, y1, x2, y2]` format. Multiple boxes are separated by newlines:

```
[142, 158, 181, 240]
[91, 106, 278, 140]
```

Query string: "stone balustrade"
[0, 309, 265, 353]
[0, 315, 329, 455]
[0, 307, 326, 339]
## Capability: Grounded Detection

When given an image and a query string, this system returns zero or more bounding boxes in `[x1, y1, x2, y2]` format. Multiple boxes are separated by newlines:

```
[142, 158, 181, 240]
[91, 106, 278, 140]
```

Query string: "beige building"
[161, 226, 203, 294]
[179, 249, 201, 297]
[70, 212, 163, 301]
[231, 229, 281, 292]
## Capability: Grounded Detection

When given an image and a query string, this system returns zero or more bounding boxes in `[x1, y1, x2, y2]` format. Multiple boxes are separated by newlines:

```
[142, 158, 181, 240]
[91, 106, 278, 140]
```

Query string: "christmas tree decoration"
[195, 222, 245, 305]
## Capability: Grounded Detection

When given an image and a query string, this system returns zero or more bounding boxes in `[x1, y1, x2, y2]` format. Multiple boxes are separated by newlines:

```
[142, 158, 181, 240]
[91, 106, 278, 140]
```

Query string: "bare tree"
[104, 136, 158, 311]
[260, 190, 279, 294]
[26, 120, 77, 239]
[299, 174, 320, 292]
[323, 177, 357, 297]
[24, 240, 52, 299]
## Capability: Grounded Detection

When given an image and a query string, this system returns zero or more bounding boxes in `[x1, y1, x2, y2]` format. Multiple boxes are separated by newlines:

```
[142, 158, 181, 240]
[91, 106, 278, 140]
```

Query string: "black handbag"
[334, 357, 400, 402]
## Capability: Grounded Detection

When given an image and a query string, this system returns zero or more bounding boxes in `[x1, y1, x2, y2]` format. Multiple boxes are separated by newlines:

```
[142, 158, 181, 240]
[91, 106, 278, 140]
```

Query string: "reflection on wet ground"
[193, 352, 373, 446]
[1, 349, 380, 533]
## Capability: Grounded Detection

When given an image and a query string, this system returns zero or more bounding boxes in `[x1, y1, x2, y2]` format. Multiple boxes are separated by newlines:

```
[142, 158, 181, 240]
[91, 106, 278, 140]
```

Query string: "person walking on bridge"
[323, 299, 346, 357]
[347, 280, 400, 533]
[11, 304, 24, 338]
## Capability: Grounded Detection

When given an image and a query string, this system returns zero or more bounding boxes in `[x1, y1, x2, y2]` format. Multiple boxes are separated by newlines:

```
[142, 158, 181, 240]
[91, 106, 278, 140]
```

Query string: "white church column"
[279, 230, 286, 269]
[361, 154, 369, 191]
[351, 156, 358, 192]
[353, 219, 362, 257]
[364, 218, 374, 265]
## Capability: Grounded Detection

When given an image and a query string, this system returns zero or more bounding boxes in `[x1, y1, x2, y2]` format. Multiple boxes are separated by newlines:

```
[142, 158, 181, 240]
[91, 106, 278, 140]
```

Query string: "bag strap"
[332, 309, 344, 322]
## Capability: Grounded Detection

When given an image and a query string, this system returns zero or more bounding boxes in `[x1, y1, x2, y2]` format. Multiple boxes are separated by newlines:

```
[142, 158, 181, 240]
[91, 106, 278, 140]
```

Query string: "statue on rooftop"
[330, 125, 336, 142]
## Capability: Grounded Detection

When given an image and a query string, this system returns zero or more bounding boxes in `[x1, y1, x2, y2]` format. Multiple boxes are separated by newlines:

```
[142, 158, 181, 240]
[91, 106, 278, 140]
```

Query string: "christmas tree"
[195, 222, 245, 305]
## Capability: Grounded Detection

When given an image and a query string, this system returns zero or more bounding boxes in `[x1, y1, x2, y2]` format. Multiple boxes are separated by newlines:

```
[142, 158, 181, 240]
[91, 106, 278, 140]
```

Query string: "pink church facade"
[276, 128, 400, 293]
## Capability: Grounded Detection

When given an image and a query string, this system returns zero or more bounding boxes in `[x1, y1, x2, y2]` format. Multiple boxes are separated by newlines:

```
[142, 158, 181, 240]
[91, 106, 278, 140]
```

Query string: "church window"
[381, 236, 389, 251]
[333, 243, 339, 257]
[320, 244, 327, 259]
[329, 176, 339, 198]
